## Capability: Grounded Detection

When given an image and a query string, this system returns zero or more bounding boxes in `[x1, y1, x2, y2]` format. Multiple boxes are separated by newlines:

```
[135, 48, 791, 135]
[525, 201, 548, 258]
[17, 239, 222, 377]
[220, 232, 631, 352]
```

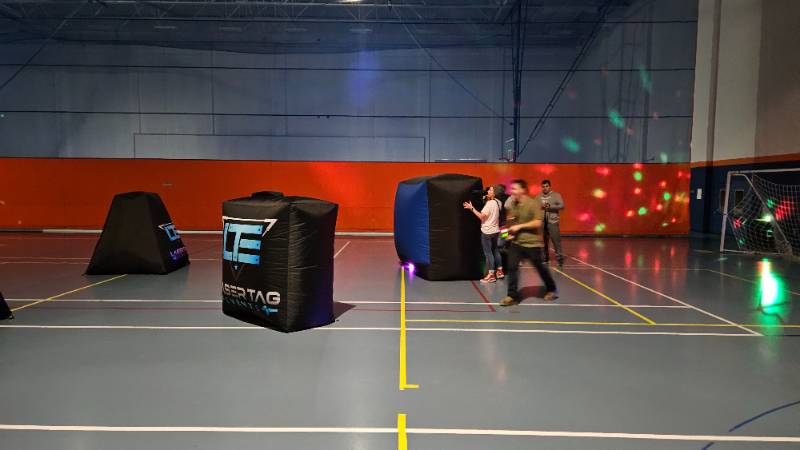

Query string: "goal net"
[720, 169, 800, 259]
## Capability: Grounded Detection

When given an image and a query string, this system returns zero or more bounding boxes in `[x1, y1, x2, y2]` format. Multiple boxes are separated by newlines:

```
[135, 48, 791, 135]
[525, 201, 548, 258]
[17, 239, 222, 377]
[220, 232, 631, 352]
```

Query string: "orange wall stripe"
[0, 159, 690, 234]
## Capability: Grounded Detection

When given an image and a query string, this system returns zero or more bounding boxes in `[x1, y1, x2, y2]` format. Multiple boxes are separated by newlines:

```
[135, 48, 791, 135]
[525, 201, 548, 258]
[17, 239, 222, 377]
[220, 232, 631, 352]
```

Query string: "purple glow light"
[406, 262, 416, 274]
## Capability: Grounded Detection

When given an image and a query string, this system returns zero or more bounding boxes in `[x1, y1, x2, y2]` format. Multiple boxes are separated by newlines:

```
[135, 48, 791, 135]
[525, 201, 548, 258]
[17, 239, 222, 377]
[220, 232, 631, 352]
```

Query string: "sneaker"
[543, 291, 558, 302]
[499, 296, 519, 306]
[495, 268, 505, 279]
[480, 273, 497, 284]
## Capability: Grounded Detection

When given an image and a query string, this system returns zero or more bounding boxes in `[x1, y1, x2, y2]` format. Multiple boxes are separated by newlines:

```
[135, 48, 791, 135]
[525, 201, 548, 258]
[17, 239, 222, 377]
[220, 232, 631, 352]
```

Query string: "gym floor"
[1, 233, 800, 449]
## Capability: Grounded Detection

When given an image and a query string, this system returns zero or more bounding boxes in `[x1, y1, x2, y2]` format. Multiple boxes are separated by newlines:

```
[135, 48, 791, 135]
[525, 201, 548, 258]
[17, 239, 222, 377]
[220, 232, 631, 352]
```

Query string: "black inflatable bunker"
[222, 192, 338, 332]
[0, 292, 12, 320]
[86, 192, 190, 275]
[394, 173, 484, 281]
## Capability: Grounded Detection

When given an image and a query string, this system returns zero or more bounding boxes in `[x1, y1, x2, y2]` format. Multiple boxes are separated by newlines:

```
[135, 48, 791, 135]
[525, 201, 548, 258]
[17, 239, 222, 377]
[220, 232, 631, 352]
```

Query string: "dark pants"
[506, 243, 557, 300]
[481, 232, 503, 271]
[543, 221, 564, 264]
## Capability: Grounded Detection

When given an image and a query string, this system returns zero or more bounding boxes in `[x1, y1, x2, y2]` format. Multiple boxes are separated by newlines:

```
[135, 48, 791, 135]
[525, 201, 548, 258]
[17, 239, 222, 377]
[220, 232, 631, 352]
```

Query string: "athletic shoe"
[543, 291, 558, 302]
[480, 273, 497, 284]
[499, 296, 519, 306]
[495, 268, 505, 279]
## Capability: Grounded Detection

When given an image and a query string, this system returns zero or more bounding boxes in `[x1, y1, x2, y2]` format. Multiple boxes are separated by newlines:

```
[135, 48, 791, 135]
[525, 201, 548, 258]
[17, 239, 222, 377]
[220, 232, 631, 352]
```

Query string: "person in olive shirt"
[500, 179, 558, 306]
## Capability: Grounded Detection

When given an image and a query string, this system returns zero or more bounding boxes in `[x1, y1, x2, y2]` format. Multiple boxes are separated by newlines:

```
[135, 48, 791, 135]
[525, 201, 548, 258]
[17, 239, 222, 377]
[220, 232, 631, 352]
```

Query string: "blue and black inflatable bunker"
[394, 174, 484, 281]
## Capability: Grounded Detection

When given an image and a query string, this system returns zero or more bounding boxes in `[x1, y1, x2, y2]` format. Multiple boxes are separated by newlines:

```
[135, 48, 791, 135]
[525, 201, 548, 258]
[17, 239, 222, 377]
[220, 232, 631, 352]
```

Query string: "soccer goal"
[720, 168, 800, 259]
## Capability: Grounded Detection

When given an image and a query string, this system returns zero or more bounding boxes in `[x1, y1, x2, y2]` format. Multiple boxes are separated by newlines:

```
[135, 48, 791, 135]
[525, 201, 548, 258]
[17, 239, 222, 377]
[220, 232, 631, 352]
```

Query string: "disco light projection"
[592, 188, 607, 199]
[593, 138, 603, 146]
[608, 109, 625, 129]
[767, 198, 776, 209]
[626, 210, 635, 218]
[594, 223, 606, 232]
[595, 167, 610, 176]
[659, 152, 669, 163]
[663, 192, 671, 201]
[661, 222, 669, 227]
[758, 259, 784, 309]
[758, 214, 774, 223]
[656, 204, 663, 211]
[659, 180, 667, 188]
[405, 262, 416, 275]
[638, 206, 648, 216]
[671, 217, 677, 224]
[578, 213, 592, 222]
[633, 171, 643, 182]
[626, 127, 635, 136]
[561, 137, 581, 153]
[639, 65, 653, 93]
[633, 187, 642, 195]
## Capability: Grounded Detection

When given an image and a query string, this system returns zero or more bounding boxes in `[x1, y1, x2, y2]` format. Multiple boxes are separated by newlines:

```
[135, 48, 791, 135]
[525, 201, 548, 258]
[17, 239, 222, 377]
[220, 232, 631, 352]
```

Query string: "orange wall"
[0, 158, 690, 234]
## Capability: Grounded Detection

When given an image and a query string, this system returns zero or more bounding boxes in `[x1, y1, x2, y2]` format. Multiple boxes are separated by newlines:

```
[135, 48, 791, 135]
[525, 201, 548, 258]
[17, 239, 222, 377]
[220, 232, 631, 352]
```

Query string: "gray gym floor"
[1, 233, 800, 449]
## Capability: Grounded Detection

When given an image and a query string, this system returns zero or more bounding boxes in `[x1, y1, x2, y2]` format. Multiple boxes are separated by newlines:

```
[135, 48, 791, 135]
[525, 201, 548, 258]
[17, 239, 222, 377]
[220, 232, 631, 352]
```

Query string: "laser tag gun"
[0, 291, 13, 320]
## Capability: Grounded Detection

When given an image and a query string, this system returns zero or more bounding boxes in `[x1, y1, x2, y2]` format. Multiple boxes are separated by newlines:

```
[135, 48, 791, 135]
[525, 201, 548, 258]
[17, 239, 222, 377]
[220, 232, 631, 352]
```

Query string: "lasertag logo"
[222, 217, 280, 316]
[223, 283, 280, 316]
[222, 217, 277, 271]
[158, 222, 181, 242]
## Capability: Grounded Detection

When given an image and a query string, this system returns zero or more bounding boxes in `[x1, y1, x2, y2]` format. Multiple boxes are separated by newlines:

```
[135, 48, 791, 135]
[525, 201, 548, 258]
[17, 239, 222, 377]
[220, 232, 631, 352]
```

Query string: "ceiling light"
[349, 27, 372, 33]
[153, 25, 177, 30]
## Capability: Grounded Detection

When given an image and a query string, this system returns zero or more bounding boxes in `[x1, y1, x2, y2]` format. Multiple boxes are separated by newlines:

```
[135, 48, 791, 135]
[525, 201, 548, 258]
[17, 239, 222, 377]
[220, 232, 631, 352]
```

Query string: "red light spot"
[539, 164, 556, 175]
[626, 210, 635, 218]
[656, 204, 663, 211]
[625, 252, 632, 267]
[578, 213, 591, 222]
[593, 138, 602, 146]
[633, 163, 643, 170]
[634, 187, 642, 195]
[626, 127, 635, 136]
[659, 180, 667, 188]
[677, 170, 684, 178]
[578, 249, 589, 259]
[671, 217, 678, 224]
[595, 167, 610, 176]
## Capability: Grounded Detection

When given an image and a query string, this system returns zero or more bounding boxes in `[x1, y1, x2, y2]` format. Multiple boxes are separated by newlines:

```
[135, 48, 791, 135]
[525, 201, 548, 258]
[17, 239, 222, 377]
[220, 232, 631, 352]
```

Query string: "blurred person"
[499, 179, 557, 305]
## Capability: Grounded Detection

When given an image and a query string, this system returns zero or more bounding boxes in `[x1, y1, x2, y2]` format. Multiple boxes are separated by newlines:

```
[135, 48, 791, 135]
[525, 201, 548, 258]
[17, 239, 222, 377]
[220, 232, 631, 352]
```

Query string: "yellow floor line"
[551, 267, 656, 325]
[397, 414, 408, 450]
[11, 274, 128, 312]
[405, 319, 800, 328]
[399, 269, 418, 391]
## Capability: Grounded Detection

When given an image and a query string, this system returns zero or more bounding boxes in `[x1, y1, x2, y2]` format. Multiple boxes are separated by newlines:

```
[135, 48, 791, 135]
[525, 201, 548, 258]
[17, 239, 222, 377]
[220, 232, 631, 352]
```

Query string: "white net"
[723, 172, 800, 259]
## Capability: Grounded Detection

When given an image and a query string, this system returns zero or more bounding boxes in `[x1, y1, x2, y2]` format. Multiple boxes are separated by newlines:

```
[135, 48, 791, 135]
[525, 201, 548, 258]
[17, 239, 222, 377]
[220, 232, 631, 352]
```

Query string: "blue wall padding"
[394, 180, 430, 265]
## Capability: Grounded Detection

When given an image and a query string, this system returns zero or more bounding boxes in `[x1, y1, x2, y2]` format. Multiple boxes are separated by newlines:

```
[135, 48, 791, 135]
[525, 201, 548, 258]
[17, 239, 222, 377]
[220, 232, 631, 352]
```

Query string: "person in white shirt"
[463, 185, 504, 283]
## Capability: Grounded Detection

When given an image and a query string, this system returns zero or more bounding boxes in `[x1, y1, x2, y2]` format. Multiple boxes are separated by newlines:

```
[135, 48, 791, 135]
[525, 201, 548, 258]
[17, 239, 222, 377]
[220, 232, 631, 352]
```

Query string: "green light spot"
[633, 171, 643, 182]
[594, 223, 606, 232]
[608, 109, 625, 129]
[639, 65, 653, 93]
[659, 152, 669, 163]
[758, 214, 773, 223]
[638, 206, 648, 216]
[766, 198, 775, 209]
[663, 192, 671, 201]
[561, 136, 581, 153]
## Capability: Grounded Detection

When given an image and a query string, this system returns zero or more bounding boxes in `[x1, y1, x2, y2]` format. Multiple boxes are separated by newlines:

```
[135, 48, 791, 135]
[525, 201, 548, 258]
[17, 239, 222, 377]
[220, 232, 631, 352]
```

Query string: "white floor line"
[0, 324, 757, 337]
[569, 256, 762, 336]
[333, 241, 351, 259]
[0, 424, 795, 443]
[3, 298, 691, 308]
